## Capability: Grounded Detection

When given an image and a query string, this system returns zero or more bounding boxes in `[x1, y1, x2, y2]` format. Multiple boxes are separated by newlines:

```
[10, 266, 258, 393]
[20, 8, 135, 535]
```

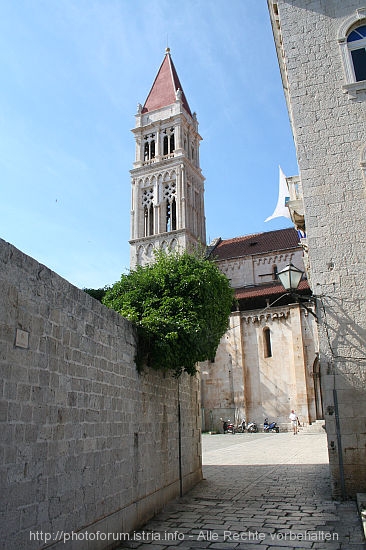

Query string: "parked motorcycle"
[263, 418, 280, 433]
[236, 419, 246, 433]
[220, 418, 235, 434]
[247, 420, 258, 433]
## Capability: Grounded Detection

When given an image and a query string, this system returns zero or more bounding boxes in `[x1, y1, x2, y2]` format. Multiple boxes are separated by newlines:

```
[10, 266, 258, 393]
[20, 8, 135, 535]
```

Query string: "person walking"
[289, 409, 298, 435]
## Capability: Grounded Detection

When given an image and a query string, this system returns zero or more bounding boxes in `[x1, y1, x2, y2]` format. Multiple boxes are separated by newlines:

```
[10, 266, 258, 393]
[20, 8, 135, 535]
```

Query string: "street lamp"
[277, 263, 303, 292]
[277, 263, 317, 320]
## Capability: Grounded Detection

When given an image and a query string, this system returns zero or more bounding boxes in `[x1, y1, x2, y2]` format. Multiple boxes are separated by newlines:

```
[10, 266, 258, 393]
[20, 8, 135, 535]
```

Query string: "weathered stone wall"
[0, 238, 202, 549]
[218, 249, 304, 289]
[270, 0, 366, 497]
[201, 304, 319, 433]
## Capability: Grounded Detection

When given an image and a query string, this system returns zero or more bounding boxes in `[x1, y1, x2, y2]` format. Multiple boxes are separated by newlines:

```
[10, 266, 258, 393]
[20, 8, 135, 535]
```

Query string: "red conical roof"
[142, 49, 192, 116]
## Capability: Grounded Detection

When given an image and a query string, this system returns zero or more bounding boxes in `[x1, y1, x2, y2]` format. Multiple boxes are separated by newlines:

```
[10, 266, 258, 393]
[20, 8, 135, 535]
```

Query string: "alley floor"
[117, 425, 365, 549]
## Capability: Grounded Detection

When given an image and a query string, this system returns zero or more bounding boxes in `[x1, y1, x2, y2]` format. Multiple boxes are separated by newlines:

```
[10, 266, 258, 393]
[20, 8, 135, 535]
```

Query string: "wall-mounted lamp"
[277, 263, 303, 292]
[277, 263, 318, 320]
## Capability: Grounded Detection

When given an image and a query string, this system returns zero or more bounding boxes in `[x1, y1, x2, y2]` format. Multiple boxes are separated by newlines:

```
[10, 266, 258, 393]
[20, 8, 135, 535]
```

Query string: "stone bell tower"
[129, 48, 206, 268]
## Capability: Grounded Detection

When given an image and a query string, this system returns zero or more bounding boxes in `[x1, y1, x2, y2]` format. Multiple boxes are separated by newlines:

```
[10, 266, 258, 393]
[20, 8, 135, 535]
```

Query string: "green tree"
[102, 250, 234, 376]
[83, 287, 109, 302]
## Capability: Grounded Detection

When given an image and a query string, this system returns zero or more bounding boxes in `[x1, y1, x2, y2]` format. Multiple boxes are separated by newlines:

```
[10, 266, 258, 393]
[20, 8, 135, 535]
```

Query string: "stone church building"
[201, 228, 320, 433]
[129, 49, 320, 437]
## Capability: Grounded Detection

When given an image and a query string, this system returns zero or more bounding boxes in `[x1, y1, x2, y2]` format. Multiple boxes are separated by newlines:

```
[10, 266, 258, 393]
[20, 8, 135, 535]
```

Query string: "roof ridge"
[219, 227, 295, 244]
[212, 228, 300, 261]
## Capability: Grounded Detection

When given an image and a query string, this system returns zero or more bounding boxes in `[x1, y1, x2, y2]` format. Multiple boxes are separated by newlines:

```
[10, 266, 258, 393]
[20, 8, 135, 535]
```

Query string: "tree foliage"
[102, 250, 234, 376]
[83, 287, 108, 302]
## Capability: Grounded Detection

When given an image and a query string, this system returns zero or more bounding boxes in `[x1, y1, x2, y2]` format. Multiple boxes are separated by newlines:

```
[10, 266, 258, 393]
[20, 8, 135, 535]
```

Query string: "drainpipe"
[333, 389, 346, 499]
[178, 377, 183, 497]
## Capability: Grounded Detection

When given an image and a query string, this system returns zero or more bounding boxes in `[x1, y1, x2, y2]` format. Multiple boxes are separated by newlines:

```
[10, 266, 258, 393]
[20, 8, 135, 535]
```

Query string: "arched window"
[142, 187, 154, 236]
[170, 133, 175, 152]
[144, 142, 149, 161]
[166, 197, 177, 232]
[338, 12, 366, 99]
[347, 25, 366, 82]
[272, 265, 278, 280]
[144, 204, 154, 236]
[162, 128, 175, 156]
[163, 135, 169, 156]
[144, 136, 155, 161]
[163, 180, 177, 232]
[263, 327, 272, 358]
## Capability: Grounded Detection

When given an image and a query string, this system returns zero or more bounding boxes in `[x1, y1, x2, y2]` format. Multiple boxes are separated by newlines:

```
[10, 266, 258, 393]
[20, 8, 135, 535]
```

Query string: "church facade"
[201, 228, 320, 434]
[268, 0, 366, 498]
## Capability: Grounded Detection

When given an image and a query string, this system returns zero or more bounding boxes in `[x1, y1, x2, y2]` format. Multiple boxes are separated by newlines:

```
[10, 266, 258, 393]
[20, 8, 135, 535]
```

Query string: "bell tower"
[129, 48, 206, 268]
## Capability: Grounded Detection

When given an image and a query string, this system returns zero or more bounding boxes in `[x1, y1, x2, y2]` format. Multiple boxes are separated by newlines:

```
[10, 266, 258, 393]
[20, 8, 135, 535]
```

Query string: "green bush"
[102, 250, 234, 376]
[83, 287, 109, 302]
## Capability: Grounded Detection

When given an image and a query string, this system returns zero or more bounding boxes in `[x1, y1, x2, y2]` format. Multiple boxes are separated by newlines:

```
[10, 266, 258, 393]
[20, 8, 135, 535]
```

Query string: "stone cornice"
[242, 309, 290, 323]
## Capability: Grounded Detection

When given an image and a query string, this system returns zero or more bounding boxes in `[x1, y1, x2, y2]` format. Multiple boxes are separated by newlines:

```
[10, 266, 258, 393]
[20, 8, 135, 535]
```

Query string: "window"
[170, 133, 175, 152]
[142, 187, 154, 236]
[263, 327, 272, 358]
[166, 198, 176, 232]
[144, 142, 149, 161]
[272, 265, 278, 280]
[162, 128, 175, 156]
[347, 25, 366, 82]
[144, 204, 154, 236]
[163, 135, 168, 156]
[338, 10, 366, 100]
[163, 180, 177, 232]
[143, 134, 155, 161]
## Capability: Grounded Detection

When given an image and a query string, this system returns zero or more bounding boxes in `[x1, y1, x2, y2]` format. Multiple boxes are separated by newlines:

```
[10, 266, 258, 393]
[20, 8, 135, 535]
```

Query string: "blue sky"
[0, 0, 298, 289]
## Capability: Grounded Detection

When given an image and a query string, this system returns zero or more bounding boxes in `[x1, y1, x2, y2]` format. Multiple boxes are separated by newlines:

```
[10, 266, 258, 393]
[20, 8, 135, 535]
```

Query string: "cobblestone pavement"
[118, 426, 365, 549]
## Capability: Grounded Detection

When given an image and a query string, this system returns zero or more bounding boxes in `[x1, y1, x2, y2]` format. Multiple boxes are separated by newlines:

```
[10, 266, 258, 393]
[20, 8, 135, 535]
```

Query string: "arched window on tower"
[142, 187, 154, 236]
[144, 204, 154, 236]
[272, 265, 278, 280]
[162, 128, 175, 156]
[163, 180, 177, 232]
[347, 24, 366, 82]
[143, 134, 156, 161]
[144, 142, 149, 161]
[166, 197, 177, 232]
[163, 135, 169, 156]
[263, 327, 272, 358]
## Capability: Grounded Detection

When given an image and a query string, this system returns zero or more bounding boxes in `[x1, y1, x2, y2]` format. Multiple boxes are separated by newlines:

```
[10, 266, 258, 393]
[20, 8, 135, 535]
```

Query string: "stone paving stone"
[116, 431, 365, 549]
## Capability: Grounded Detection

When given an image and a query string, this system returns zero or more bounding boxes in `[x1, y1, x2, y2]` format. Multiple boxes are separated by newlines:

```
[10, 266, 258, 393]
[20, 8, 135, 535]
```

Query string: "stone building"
[268, 0, 366, 498]
[129, 48, 205, 269]
[201, 227, 320, 433]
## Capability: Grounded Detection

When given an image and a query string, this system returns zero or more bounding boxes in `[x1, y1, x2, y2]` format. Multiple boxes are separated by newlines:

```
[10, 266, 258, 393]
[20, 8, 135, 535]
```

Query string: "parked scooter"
[247, 420, 258, 433]
[220, 418, 235, 434]
[263, 418, 280, 433]
[236, 419, 246, 433]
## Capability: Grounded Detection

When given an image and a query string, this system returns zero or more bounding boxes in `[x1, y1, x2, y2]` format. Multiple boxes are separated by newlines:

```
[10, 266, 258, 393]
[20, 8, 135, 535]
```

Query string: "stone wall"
[0, 238, 202, 549]
[269, 0, 366, 497]
[201, 304, 319, 433]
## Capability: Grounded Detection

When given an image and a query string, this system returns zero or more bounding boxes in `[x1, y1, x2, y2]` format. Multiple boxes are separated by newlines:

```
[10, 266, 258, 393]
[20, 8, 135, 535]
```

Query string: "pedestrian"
[289, 409, 298, 435]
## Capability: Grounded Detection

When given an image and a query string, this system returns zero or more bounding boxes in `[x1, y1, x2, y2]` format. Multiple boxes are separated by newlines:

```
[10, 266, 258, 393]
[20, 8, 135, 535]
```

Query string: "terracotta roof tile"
[142, 50, 192, 116]
[210, 227, 300, 261]
[234, 279, 310, 300]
